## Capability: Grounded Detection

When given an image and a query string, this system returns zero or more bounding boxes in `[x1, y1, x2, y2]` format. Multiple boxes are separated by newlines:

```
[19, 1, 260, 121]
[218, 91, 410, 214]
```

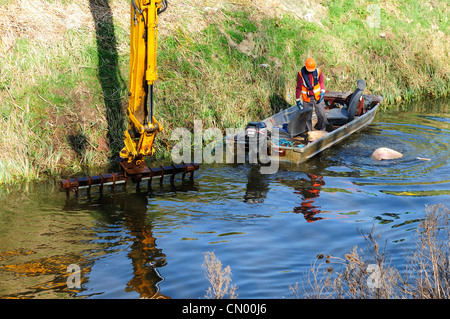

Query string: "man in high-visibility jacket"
[295, 57, 329, 131]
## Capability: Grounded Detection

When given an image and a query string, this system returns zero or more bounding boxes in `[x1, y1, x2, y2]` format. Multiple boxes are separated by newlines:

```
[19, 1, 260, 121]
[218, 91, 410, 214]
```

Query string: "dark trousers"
[303, 98, 329, 131]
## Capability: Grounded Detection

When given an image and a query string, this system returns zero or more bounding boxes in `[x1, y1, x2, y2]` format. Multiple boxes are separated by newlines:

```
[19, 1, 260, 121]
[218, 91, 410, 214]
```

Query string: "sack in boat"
[307, 130, 328, 142]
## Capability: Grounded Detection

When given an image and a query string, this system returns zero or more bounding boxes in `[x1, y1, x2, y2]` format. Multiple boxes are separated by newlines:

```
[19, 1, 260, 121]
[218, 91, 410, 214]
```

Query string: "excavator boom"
[119, 0, 165, 168]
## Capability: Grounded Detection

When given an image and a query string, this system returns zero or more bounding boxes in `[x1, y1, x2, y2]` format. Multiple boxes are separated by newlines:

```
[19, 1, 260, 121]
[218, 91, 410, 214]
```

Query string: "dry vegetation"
[202, 251, 238, 299]
[291, 204, 450, 299]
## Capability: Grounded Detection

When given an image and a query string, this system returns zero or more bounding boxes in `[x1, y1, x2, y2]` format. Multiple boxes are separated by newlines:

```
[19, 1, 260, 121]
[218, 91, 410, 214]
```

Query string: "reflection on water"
[275, 173, 326, 222]
[292, 174, 326, 222]
[70, 191, 168, 299]
[244, 166, 269, 204]
[0, 182, 96, 298]
[63, 181, 199, 298]
[0, 99, 448, 298]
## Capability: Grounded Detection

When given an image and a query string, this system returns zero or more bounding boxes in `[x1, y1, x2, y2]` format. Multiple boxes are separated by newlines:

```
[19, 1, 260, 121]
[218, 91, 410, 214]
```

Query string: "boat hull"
[274, 103, 379, 164]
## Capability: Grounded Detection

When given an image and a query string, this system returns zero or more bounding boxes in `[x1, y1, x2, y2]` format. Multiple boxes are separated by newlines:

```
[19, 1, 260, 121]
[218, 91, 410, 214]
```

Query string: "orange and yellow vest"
[300, 67, 322, 102]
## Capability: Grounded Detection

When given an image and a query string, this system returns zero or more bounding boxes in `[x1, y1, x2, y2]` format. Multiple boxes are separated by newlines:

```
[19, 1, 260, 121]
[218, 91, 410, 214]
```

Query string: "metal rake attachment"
[61, 162, 199, 197]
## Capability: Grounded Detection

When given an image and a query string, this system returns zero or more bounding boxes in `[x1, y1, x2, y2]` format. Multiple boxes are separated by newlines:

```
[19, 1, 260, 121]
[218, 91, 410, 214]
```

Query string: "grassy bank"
[0, 0, 449, 184]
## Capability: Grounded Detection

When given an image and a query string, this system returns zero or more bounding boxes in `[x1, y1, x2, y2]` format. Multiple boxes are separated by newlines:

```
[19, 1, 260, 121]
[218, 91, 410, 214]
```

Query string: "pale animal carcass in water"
[371, 147, 403, 161]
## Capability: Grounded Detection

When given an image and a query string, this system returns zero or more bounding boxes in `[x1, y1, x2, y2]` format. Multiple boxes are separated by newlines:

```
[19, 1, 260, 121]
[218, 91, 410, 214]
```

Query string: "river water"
[0, 99, 448, 299]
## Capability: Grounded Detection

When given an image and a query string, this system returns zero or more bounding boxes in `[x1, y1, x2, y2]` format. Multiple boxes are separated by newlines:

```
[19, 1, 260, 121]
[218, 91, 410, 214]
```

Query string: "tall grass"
[156, 0, 449, 137]
[0, 0, 449, 184]
[0, 0, 128, 183]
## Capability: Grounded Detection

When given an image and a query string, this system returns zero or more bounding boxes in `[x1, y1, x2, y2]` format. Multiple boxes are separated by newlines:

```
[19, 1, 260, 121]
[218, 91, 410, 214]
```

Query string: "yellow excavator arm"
[119, 0, 167, 168]
[61, 0, 200, 196]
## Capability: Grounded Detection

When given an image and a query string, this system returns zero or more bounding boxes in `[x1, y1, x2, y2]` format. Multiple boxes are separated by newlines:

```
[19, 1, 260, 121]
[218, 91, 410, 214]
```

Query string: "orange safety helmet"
[305, 58, 316, 72]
